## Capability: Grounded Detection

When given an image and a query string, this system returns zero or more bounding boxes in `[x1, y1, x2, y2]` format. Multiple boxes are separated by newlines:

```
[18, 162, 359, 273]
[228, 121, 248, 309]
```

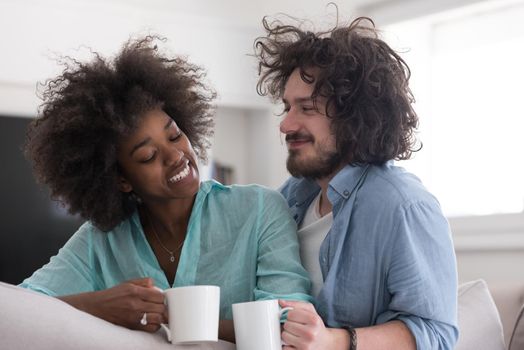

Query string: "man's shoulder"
[278, 177, 297, 198]
[358, 163, 439, 210]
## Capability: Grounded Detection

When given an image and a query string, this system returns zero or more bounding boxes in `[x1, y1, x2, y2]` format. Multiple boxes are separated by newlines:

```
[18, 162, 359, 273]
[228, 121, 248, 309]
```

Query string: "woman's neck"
[141, 196, 196, 239]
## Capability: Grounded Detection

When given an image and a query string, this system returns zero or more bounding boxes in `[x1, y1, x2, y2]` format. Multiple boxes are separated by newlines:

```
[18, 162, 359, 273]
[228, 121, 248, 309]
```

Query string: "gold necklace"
[145, 210, 184, 263]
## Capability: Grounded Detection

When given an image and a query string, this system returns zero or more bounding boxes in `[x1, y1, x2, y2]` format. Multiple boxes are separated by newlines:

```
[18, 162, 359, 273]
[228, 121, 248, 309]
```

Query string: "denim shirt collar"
[327, 164, 370, 214]
[285, 164, 371, 225]
[293, 178, 320, 207]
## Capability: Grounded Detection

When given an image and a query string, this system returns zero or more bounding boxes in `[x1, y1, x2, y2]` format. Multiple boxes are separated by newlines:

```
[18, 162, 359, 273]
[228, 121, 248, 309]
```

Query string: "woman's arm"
[59, 277, 166, 332]
[20, 223, 167, 332]
[253, 189, 312, 302]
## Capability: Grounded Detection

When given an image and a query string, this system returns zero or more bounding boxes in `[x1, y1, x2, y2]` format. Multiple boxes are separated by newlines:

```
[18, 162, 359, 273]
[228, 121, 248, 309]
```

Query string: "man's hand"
[280, 300, 350, 350]
[59, 277, 167, 332]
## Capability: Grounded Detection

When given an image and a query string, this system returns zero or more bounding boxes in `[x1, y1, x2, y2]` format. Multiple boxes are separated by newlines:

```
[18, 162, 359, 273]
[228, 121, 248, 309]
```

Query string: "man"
[254, 16, 458, 350]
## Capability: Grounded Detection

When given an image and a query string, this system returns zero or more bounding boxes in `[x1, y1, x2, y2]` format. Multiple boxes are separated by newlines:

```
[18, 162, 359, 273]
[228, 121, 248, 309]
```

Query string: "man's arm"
[280, 300, 415, 350]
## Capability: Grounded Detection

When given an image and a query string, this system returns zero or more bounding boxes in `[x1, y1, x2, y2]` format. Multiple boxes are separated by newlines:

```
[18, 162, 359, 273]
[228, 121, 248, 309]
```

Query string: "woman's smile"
[168, 160, 191, 183]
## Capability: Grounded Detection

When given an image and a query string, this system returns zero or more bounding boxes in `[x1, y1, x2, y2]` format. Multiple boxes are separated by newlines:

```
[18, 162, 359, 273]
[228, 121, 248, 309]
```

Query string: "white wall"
[451, 214, 524, 287]
[0, 0, 268, 116]
[211, 106, 288, 189]
[356, 0, 512, 25]
[0, 0, 290, 189]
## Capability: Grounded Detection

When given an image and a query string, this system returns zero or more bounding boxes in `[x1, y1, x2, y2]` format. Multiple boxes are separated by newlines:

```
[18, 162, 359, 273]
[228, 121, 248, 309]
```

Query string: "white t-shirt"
[297, 192, 333, 297]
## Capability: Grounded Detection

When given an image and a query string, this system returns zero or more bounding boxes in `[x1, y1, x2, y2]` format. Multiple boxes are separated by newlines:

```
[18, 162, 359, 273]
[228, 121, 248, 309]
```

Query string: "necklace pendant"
[169, 254, 175, 263]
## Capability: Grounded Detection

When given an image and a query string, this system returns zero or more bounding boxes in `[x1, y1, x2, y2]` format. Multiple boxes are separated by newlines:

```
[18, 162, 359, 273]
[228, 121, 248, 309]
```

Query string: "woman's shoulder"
[70, 214, 136, 242]
[208, 181, 284, 202]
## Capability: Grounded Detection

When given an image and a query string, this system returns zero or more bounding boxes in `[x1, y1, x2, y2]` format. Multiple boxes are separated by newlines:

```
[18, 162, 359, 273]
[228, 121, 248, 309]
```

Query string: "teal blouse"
[21, 180, 312, 319]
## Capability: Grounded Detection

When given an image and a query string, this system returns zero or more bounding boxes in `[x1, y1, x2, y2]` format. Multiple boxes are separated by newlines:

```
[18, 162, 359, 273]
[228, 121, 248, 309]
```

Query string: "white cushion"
[0, 282, 235, 350]
[455, 279, 505, 350]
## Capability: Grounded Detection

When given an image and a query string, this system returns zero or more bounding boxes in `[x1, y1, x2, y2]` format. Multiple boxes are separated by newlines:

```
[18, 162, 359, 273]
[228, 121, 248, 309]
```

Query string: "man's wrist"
[326, 327, 353, 350]
[341, 325, 357, 350]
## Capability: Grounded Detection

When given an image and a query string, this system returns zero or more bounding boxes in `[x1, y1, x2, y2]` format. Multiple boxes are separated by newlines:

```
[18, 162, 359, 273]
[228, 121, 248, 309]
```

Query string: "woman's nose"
[163, 146, 183, 167]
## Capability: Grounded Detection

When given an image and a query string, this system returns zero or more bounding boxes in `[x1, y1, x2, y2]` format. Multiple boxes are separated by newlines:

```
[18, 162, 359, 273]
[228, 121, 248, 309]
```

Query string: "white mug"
[232, 299, 292, 350]
[160, 285, 220, 344]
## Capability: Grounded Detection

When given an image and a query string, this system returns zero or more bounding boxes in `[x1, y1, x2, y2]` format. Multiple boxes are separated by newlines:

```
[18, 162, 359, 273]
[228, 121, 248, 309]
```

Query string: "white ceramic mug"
[232, 299, 292, 350]
[160, 285, 220, 344]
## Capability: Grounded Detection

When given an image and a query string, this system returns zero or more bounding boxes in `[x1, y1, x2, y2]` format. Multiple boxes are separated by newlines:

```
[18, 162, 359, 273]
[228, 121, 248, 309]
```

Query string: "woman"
[20, 37, 311, 342]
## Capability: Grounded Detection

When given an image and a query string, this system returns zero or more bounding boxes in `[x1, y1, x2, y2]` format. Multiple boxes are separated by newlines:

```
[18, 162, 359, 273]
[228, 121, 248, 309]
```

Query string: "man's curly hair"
[24, 36, 215, 231]
[254, 16, 420, 165]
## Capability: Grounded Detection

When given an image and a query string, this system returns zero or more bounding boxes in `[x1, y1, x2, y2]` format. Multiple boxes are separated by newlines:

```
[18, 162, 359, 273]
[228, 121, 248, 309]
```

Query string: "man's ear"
[117, 176, 133, 193]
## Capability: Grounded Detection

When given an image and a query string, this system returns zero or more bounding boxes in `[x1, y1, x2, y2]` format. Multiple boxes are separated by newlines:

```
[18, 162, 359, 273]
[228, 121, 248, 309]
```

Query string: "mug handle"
[279, 306, 293, 319]
[154, 287, 173, 343]
[160, 323, 172, 343]
[280, 306, 294, 347]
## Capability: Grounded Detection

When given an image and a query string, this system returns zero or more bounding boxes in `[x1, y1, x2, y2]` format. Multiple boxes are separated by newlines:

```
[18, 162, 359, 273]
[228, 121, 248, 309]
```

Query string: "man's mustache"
[285, 132, 314, 143]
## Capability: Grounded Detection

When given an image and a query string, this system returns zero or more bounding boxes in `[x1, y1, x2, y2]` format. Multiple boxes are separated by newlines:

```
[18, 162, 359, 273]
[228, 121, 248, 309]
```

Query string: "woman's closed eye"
[140, 152, 157, 163]
[169, 132, 183, 142]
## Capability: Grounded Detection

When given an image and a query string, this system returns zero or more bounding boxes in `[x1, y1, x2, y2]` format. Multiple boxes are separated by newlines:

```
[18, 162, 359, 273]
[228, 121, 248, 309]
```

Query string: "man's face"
[281, 68, 342, 180]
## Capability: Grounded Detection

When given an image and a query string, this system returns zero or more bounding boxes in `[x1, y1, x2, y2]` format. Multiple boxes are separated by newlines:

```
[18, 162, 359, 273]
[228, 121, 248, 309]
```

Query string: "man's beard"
[286, 144, 343, 180]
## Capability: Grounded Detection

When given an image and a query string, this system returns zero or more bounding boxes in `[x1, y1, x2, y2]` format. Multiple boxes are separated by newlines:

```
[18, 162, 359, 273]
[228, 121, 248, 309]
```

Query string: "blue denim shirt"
[280, 162, 459, 350]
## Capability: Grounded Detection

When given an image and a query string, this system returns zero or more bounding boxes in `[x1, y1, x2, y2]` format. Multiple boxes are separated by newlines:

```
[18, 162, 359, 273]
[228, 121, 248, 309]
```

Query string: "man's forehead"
[282, 95, 314, 103]
[283, 68, 319, 99]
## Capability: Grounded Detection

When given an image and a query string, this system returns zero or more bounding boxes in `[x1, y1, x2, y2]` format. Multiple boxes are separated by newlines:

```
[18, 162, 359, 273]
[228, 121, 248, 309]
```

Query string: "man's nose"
[280, 109, 299, 135]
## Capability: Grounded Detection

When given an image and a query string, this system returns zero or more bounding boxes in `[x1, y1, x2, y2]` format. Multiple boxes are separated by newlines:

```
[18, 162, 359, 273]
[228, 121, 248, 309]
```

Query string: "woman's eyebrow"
[129, 137, 151, 156]
[164, 118, 173, 129]
[129, 118, 175, 156]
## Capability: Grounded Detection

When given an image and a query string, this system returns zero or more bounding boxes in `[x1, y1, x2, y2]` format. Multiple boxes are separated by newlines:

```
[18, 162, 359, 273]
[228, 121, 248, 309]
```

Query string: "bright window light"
[385, 1, 524, 217]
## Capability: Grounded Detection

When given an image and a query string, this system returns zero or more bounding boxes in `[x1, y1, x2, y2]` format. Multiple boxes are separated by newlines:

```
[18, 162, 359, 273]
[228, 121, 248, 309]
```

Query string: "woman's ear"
[117, 176, 133, 193]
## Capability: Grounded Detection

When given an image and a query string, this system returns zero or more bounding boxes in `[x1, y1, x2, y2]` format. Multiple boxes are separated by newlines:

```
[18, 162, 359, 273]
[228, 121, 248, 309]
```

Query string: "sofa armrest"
[0, 282, 235, 350]
[489, 282, 524, 346]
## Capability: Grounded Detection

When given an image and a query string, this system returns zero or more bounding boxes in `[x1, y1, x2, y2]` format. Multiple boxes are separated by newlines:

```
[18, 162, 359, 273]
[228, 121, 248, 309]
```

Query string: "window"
[385, 1, 524, 218]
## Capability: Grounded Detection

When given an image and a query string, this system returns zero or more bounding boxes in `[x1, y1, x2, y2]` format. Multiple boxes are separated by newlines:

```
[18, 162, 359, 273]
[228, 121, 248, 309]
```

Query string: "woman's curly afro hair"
[254, 16, 420, 165]
[25, 36, 215, 231]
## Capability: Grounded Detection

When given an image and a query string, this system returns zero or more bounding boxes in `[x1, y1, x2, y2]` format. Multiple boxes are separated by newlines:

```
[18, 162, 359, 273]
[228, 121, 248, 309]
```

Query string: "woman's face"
[116, 109, 200, 203]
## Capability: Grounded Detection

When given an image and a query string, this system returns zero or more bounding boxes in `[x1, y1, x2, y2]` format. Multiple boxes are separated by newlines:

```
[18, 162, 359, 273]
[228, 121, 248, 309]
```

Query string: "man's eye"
[280, 106, 290, 116]
[302, 106, 315, 112]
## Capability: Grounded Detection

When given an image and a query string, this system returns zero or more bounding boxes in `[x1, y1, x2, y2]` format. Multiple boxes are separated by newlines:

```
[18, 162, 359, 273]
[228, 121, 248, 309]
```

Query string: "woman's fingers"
[136, 285, 165, 304]
[127, 277, 154, 288]
[132, 311, 166, 332]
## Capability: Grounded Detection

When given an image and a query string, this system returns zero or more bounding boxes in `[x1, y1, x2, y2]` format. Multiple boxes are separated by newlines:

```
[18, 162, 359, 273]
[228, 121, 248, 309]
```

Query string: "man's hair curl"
[25, 36, 215, 231]
[254, 16, 420, 165]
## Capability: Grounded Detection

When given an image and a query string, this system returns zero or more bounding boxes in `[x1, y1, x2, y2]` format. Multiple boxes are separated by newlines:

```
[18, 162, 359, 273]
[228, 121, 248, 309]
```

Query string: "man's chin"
[286, 156, 343, 180]
[287, 161, 322, 179]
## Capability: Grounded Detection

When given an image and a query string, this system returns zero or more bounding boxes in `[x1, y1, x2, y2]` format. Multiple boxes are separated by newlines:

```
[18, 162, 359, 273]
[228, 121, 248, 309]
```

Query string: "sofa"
[490, 283, 524, 349]
[0, 282, 235, 350]
[456, 279, 524, 350]
[1, 280, 523, 349]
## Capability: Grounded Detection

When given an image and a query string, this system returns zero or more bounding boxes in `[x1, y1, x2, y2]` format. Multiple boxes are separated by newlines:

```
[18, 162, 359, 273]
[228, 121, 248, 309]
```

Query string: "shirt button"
[343, 190, 350, 196]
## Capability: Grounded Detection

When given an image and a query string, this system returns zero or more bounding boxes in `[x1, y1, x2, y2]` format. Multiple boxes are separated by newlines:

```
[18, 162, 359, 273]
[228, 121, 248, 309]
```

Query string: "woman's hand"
[59, 277, 167, 332]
